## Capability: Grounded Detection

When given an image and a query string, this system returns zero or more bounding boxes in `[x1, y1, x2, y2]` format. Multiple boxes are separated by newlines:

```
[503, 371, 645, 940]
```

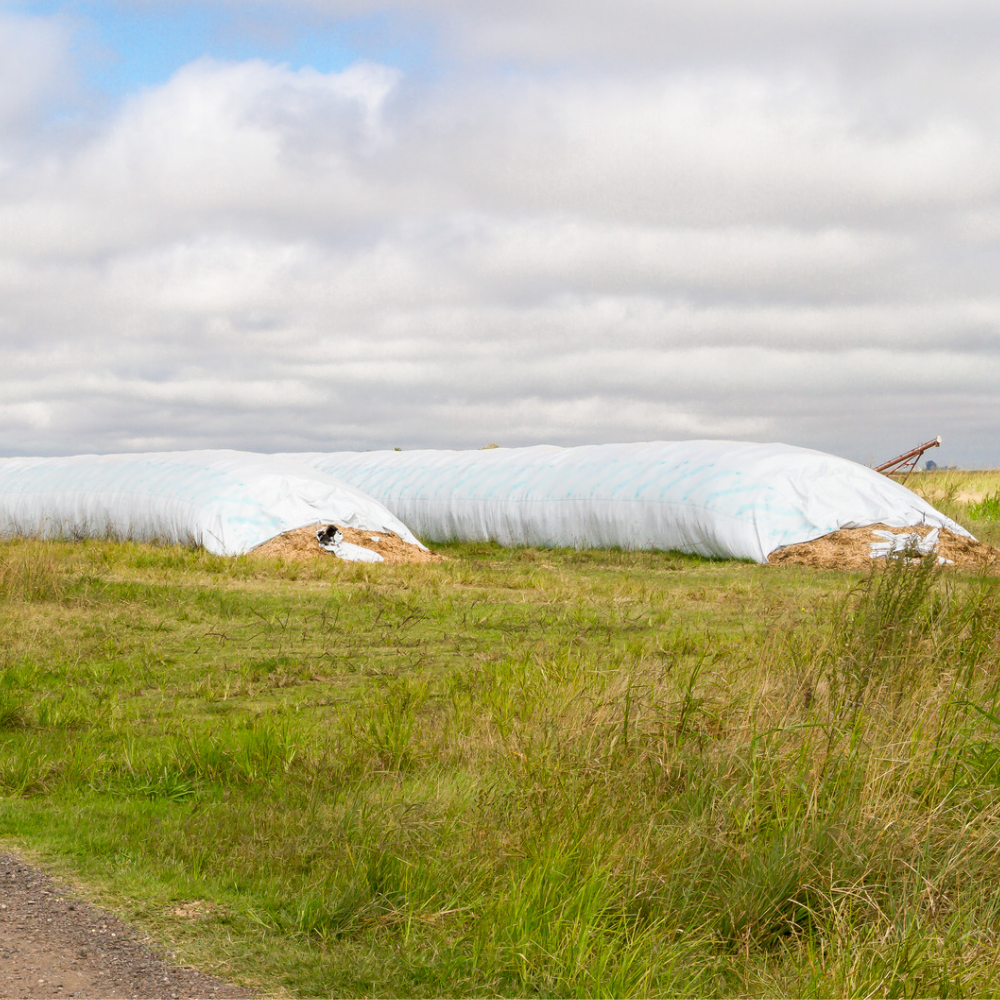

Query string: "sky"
[1, 1, 999, 465]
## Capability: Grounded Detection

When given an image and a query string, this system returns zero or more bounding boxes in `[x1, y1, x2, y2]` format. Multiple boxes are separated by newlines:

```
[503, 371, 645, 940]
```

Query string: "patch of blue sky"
[9, 0, 434, 95]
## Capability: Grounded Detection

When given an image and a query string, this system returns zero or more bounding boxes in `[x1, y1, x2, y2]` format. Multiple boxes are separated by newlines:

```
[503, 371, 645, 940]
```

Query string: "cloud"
[142, 0, 1000, 73]
[0, 11, 75, 134]
[0, 6, 999, 465]
[0, 57, 401, 258]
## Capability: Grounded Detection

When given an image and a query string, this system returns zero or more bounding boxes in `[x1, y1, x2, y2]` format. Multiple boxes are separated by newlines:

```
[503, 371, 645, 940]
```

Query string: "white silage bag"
[0, 450, 425, 556]
[284, 440, 971, 563]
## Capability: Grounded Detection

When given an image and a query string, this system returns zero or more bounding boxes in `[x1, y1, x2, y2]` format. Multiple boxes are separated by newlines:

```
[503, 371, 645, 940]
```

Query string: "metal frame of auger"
[874, 436, 942, 483]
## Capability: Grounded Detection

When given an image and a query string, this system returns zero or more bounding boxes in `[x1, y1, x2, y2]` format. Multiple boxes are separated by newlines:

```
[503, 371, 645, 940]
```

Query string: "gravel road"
[0, 853, 254, 999]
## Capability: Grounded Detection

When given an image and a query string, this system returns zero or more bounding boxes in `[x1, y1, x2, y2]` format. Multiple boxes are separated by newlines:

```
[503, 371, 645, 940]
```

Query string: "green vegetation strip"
[1, 495, 1000, 996]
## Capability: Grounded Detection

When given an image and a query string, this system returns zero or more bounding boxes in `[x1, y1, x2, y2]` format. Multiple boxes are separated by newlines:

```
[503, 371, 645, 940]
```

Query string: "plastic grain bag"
[284, 440, 971, 564]
[0, 450, 424, 556]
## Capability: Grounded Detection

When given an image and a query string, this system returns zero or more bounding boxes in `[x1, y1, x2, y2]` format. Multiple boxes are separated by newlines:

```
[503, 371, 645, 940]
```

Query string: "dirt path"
[0, 853, 253, 1000]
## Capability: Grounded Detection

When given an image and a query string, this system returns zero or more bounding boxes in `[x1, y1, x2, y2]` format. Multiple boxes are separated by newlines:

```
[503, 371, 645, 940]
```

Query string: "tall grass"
[911, 468, 1000, 546]
[970, 492, 1000, 522]
[0, 539, 65, 602]
[2, 538, 1000, 996]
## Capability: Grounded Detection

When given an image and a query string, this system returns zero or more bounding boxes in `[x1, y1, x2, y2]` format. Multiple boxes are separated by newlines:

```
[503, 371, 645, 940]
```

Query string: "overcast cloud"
[1, 1, 999, 465]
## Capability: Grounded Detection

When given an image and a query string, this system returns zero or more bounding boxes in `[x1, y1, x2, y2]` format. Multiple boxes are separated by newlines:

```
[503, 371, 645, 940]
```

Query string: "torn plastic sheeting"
[283, 440, 973, 564]
[330, 541, 384, 563]
[316, 524, 385, 563]
[870, 528, 953, 564]
[0, 450, 424, 556]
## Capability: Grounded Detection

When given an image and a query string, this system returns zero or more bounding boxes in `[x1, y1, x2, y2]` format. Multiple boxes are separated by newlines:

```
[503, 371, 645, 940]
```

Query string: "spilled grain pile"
[769, 523, 999, 572]
[250, 525, 441, 565]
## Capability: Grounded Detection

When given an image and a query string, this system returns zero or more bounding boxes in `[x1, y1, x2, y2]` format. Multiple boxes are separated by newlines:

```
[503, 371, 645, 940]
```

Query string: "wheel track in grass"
[0, 852, 254, 1000]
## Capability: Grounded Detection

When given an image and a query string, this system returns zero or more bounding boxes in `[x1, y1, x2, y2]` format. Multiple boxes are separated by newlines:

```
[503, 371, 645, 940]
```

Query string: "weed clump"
[0, 541, 65, 602]
[970, 490, 1000, 522]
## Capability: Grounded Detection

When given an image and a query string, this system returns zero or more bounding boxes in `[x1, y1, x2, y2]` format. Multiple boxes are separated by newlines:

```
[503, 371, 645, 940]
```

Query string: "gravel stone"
[0, 853, 253, 999]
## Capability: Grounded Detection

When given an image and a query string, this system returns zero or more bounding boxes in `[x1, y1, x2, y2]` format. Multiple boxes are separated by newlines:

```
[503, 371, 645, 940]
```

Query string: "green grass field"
[2, 473, 1000, 997]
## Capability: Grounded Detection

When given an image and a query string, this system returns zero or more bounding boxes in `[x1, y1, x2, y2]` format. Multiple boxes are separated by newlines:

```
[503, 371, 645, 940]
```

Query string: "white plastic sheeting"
[286, 441, 972, 563]
[0, 450, 425, 556]
[870, 529, 951, 564]
[316, 525, 385, 563]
